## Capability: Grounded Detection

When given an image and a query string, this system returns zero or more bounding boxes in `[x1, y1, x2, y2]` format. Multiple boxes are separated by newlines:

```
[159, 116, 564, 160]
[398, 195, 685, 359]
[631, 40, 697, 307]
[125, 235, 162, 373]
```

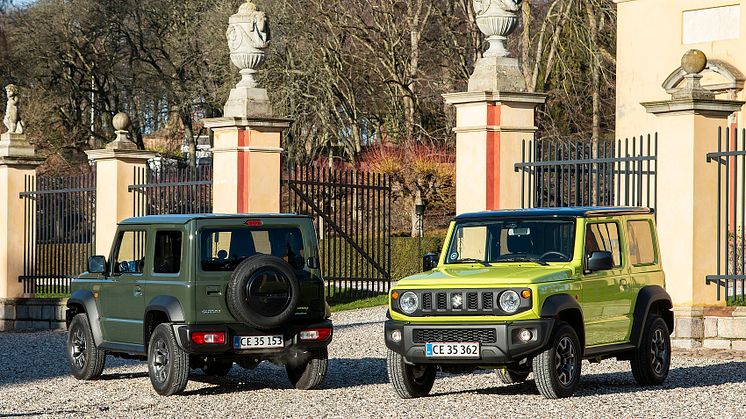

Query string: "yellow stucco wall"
[0, 164, 37, 298]
[616, 0, 746, 137]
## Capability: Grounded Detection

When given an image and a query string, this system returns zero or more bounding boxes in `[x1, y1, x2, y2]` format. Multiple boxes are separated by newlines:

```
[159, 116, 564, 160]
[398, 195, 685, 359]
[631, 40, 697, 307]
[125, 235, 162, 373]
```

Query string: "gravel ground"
[1, 306, 745, 418]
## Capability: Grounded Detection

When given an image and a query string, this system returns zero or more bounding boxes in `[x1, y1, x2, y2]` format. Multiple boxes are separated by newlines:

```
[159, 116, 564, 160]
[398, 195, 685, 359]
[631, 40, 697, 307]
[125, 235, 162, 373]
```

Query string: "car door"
[98, 228, 147, 345]
[580, 220, 633, 346]
[145, 228, 189, 328]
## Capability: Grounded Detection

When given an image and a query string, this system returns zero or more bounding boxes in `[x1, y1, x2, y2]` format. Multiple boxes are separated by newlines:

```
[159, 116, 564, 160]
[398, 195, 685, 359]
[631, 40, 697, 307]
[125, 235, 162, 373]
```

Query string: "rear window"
[200, 227, 305, 272]
[627, 220, 657, 265]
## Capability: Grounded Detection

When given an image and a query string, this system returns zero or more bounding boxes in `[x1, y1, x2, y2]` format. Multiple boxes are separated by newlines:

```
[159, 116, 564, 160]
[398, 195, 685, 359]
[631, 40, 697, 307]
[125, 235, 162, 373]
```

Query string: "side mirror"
[423, 253, 439, 271]
[586, 251, 614, 272]
[88, 256, 108, 274]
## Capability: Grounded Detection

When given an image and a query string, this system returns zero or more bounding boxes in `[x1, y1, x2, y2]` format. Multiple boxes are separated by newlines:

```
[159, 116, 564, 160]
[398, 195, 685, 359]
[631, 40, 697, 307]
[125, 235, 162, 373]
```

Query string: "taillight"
[191, 331, 226, 345]
[299, 327, 332, 341]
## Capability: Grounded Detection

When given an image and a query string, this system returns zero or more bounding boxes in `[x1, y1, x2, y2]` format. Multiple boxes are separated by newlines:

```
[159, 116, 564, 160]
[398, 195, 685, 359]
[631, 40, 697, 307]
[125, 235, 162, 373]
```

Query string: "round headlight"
[499, 290, 521, 313]
[399, 291, 419, 314]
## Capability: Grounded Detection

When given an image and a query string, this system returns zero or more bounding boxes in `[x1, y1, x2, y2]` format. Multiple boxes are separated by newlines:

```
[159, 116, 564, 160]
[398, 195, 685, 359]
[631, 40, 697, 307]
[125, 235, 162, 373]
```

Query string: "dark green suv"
[66, 214, 332, 396]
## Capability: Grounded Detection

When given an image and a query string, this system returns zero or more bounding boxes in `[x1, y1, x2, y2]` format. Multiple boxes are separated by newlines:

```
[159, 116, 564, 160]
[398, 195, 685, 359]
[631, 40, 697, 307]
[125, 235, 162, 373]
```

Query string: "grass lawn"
[329, 294, 388, 312]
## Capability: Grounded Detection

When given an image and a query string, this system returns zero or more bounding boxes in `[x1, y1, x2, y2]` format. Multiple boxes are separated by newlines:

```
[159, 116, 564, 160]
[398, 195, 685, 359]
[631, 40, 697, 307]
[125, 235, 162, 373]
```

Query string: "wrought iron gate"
[129, 164, 213, 216]
[706, 127, 746, 302]
[19, 172, 97, 295]
[515, 135, 658, 209]
[281, 164, 392, 300]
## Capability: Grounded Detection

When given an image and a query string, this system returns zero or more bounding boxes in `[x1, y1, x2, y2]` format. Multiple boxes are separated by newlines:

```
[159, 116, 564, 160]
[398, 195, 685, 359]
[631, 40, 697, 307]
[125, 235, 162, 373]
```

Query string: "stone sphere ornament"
[473, 0, 523, 58]
[681, 49, 707, 75]
[112, 112, 131, 132]
[226, 0, 271, 89]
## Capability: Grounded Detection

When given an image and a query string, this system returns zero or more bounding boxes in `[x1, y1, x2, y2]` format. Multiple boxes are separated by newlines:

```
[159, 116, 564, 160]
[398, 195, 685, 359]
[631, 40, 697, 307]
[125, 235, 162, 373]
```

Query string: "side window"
[154, 231, 182, 274]
[114, 230, 146, 274]
[584, 222, 622, 267]
[627, 220, 657, 265]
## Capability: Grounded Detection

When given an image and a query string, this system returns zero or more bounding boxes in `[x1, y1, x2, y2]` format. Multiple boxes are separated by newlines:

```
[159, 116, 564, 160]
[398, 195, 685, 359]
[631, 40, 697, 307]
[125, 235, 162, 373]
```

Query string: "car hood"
[395, 264, 576, 288]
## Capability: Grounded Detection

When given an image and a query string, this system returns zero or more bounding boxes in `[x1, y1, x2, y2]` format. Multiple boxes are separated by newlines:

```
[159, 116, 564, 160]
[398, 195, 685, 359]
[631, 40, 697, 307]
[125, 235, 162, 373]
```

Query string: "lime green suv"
[385, 207, 673, 399]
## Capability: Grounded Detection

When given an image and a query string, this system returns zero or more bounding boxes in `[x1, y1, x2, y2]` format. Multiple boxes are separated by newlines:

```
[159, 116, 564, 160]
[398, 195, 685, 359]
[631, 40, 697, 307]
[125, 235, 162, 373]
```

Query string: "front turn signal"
[521, 289, 532, 299]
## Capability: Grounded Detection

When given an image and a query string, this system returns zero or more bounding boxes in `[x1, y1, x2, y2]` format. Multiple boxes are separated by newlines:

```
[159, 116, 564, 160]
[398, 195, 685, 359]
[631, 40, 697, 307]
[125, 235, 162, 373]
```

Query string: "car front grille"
[417, 289, 501, 315]
[413, 328, 497, 344]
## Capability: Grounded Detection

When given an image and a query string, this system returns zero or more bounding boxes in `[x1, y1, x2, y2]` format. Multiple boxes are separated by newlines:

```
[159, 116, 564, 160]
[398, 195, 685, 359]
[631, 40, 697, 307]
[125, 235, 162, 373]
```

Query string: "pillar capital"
[642, 98, 744, 118]
[85, 148, 157, 163]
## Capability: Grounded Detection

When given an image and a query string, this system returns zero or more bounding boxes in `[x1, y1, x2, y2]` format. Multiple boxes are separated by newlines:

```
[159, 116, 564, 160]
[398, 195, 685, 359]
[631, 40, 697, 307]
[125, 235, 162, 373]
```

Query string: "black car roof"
[120, 213, 311, 225]
[454, 207, 653, 221]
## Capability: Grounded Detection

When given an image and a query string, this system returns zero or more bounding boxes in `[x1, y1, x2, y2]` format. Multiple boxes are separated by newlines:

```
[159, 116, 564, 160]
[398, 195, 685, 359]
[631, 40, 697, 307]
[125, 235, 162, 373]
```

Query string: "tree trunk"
[585, 0, 601, 154]
[180, 108, 196, 168]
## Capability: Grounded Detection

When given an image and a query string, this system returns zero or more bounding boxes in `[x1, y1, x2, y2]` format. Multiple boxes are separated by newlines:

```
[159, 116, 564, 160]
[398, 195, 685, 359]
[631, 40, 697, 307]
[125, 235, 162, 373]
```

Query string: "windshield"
[445, 218, 576, 264]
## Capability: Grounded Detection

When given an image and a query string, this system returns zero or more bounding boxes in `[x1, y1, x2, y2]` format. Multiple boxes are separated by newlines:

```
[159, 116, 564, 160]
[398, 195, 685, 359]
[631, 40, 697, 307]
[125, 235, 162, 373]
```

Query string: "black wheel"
[386, 349, 436, 399]
[226, 254, 301, 330]
[148, 323, 189, 396]
[200, 359, 233, 377]
[532, 321, 582, 399]
[496, 368, 529, 385]
[631, 315, 671, 386]
[286, 348, 329, 390]
[66, 314, 105, 380]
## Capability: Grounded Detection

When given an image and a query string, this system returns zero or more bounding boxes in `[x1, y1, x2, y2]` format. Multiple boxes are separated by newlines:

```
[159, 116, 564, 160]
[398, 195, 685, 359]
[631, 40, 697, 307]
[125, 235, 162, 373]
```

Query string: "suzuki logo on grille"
[451, 293, 463, 309]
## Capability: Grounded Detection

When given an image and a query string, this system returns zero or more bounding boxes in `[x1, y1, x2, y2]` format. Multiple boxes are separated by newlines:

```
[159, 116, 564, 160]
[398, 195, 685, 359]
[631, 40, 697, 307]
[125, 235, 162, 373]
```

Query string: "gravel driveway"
[1, 306, 745, 418]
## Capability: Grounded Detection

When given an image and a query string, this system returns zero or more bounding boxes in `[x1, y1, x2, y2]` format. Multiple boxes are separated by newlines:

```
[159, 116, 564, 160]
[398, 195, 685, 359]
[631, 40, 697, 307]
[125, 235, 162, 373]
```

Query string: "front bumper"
[173, 319, 333, 356]
[385, 319, 554, 365]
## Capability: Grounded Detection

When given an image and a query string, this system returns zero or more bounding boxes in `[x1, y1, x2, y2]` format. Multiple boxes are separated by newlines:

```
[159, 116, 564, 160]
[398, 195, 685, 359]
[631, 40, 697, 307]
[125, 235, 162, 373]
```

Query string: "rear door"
[581, 219, 633, 346]
[193, 217, 314, 325]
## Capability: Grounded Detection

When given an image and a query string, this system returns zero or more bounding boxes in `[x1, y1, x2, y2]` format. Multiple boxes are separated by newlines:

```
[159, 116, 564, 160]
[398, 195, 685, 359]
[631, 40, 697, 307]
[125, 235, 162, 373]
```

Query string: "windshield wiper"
[496, 257, 549, 266]
[450, 258, 491, 266]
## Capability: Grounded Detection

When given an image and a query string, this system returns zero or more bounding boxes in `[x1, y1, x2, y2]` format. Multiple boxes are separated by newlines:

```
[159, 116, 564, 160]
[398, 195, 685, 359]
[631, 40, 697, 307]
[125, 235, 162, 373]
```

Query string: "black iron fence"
[129, 164, 212, 216]
[282, 164, 392, 301]
[19, 172, 97, 295]
[515, 135, 658, 210]
[706, 127, 746, 302]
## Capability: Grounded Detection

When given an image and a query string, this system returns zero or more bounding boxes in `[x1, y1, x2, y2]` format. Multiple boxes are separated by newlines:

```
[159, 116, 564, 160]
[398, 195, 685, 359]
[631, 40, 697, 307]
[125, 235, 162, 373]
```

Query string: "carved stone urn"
[226, 0, 271, 89]
[473, 0, 522, 58]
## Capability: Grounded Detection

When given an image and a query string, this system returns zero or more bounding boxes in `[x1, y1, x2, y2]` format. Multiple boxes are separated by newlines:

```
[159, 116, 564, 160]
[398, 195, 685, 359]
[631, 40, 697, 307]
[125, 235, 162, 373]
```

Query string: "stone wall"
[673, 306, 746, 350]
[0, 298, 67, 331]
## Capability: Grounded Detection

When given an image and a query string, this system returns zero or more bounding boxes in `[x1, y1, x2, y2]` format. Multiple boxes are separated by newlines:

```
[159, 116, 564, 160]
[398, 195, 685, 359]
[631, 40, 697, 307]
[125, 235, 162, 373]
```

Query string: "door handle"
[619, 279, 630, 291]
[206, 286, 222, 296]
[134, 285, 143, 297]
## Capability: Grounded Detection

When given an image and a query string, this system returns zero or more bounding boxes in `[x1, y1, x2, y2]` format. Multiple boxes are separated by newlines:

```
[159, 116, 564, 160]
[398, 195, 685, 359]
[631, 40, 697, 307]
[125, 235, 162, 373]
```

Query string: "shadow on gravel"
[333, 321, 383, 331]
[181, 357, 388, 396]
[437, 362, 746, 398]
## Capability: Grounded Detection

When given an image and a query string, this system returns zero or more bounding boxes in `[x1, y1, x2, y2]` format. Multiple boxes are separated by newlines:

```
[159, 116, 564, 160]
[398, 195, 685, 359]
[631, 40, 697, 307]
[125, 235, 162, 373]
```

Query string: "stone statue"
[474, 0, 522, 16]
[3, 84, 25, 134]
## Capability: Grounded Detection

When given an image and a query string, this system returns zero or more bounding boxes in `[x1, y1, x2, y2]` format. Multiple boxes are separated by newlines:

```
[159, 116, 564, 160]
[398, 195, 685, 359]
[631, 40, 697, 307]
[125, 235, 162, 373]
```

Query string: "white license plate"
[234, 335, 284, 349]
[425, 342, 480, 358]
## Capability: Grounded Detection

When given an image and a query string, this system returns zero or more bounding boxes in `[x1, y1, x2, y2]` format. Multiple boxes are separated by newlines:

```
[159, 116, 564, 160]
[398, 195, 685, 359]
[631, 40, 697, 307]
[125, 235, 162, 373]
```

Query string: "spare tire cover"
[226, 254, 300, 330]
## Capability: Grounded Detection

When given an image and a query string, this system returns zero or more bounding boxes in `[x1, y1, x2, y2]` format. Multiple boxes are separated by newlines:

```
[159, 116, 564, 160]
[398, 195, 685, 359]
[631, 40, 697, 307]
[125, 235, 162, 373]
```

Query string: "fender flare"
[630, 285, 674, 347]
[540, 293, 583, 318]
[540, 293, 585, 346]
[145, 295, 185, 323]
[67, 289, 105, 347]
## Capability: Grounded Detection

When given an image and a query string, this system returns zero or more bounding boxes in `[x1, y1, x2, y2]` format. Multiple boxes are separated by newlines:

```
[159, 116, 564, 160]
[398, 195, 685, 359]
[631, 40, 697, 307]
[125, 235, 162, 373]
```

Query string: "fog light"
[518, 328, 533, 342]
[391, 330, 402, 343]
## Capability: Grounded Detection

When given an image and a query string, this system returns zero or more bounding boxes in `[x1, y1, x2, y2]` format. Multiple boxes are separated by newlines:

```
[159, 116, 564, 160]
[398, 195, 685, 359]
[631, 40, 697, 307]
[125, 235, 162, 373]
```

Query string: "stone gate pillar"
[0, 85, 44, 303]
[643, 50, 745, 347]
[86, 113, 156, 256]
[203, 0, 290, 214]
[443, 0, 545, 214]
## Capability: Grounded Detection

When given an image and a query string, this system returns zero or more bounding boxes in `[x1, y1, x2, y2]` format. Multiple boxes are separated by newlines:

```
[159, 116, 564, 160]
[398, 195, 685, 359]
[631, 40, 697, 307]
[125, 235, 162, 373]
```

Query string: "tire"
[532, 321, 582, 399]
[286, 348, 329, 390]
[147, 323, 190, 396]
[226, 254, 301, 330]
[386, 349, 436, 399]
[66, 314, 106, 380]
[630, 315, 671, 386]
[496, 368, 529, 385]
[200, 359, 233, 377]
